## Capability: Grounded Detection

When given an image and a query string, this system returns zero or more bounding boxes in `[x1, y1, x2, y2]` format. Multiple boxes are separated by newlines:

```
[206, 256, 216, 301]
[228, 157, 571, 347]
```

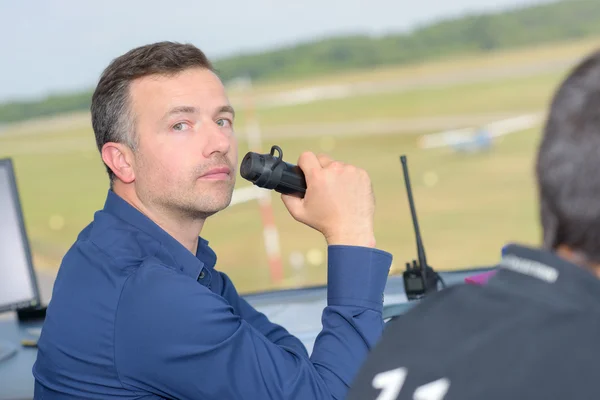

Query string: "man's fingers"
[280, 193, 304, 221]
[297, 152, 322, 177]
[316, 153, 334, 168]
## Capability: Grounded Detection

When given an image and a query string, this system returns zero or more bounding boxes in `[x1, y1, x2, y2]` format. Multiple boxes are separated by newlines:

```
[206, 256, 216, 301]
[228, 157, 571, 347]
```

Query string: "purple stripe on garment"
[465, 270, 496, 285]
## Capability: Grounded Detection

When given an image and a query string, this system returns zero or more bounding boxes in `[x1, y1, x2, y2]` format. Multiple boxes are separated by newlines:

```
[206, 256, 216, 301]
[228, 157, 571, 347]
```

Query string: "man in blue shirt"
[32, 41, 392, 399]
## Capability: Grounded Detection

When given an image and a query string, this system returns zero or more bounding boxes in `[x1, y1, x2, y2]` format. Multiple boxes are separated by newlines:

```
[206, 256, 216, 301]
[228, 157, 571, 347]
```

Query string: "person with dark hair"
[32, 41, 392, 399]
[347, 49, 600, 400]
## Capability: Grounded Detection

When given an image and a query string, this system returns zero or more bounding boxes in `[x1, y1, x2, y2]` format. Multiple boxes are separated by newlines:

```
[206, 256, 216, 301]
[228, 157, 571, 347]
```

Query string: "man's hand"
[281, 151, 376, 248]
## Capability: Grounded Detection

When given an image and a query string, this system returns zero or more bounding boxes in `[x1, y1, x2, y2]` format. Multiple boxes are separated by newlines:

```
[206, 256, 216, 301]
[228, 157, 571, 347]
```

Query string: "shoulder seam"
[113, 270, 137, 391]
[87, 237, 119, 264]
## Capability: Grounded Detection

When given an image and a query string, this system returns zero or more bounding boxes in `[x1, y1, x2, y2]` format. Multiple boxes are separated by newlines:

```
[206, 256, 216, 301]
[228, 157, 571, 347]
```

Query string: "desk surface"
[0, 268, 490, 400]
[0, 313, 42, 400]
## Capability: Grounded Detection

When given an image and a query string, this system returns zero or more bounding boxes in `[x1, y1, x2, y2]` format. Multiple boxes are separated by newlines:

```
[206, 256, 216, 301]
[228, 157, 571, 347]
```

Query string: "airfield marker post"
[237, 77, 285, 285]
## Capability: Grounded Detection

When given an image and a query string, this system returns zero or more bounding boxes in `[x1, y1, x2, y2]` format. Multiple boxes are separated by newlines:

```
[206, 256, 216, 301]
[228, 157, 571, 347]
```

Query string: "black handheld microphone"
[240, 145, 307, 198]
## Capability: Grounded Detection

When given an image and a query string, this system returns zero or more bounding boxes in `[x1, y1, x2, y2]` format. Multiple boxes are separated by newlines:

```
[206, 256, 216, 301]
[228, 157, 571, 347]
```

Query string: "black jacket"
[347, 244, 600, 400]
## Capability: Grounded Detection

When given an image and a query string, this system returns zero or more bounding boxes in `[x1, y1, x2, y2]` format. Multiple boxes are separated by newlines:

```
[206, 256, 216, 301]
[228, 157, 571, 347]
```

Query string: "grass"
[242, 71, 563, 127]
[208, 125, 542, 292]
[0, 37, 583, 294]
[0, 123, 543, 294]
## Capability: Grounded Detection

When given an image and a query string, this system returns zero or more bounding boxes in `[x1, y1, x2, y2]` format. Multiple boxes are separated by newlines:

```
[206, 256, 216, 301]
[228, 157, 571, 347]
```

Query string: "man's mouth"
[199, 166, 231, 180]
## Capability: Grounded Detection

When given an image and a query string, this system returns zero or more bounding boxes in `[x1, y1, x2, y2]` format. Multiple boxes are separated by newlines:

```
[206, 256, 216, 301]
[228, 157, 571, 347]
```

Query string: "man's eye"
[172, 122, 190, 131]
[217, 119, 232, 128]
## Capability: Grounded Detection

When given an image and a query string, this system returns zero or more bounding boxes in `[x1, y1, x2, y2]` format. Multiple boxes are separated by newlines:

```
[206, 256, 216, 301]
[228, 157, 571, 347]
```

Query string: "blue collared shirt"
[32, 190, 392, 399]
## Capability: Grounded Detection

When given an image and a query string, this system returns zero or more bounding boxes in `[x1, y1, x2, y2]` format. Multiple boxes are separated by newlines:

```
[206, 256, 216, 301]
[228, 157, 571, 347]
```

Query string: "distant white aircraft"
[418, 113, 545, 152]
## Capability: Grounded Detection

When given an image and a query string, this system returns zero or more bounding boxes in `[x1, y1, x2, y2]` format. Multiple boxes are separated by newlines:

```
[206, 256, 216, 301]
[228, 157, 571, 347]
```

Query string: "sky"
[0, 0, 549, 102]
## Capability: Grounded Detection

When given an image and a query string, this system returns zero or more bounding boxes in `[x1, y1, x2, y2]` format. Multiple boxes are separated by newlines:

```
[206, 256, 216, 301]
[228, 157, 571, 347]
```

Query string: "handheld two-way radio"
[399, 155, 444, 300]
[239, 145, 444, 300]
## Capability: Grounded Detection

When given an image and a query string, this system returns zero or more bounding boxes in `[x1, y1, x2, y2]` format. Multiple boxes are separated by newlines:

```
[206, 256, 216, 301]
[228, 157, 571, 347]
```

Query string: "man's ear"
[101, 142, 136, 184]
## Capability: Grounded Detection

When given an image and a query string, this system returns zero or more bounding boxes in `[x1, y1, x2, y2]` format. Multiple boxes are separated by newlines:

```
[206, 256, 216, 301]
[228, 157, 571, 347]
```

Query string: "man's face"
[128, 67, 238, 219]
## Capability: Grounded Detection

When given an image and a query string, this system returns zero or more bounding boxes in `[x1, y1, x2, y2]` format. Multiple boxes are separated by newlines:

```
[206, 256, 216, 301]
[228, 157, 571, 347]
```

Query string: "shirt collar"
[102, 190, 217, 280]
[489, 243, 600, 307]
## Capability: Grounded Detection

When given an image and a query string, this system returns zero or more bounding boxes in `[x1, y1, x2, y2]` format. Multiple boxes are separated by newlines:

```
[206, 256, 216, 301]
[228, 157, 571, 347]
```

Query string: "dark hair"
[90, 41, 214, 182]
[536, 49, 600, 262]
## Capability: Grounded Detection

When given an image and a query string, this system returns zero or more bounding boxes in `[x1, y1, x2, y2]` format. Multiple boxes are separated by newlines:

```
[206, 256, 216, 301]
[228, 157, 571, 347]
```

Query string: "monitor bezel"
[0, 157, 42, 314]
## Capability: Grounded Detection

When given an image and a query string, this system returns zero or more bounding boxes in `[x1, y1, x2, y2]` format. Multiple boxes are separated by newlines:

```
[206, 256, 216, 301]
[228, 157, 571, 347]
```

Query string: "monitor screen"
[0, 158, 40, 313]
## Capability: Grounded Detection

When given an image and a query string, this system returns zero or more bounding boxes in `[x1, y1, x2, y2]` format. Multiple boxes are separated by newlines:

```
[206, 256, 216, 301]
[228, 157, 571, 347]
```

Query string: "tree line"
[1, 0, 599, 124]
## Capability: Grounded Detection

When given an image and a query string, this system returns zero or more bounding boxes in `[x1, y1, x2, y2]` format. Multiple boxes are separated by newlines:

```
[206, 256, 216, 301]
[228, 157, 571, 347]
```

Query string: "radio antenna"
[399, 155, 444, 300]
[400, 156, 428, 278]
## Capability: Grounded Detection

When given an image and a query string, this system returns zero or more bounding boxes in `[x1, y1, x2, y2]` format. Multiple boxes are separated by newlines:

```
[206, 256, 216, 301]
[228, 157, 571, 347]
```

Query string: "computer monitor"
[0, 158, 41, 314]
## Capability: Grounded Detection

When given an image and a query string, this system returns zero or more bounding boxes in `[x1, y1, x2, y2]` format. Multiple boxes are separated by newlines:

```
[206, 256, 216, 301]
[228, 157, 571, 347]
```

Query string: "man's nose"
[202, 122, 231, 157]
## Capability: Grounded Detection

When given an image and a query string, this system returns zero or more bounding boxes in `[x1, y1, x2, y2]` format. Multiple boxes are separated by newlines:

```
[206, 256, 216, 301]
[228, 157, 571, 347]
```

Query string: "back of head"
[536, 49, 600, 265]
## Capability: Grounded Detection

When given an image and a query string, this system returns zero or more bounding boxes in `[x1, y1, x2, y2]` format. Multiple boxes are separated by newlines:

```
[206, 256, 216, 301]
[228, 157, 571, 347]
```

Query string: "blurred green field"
[249, 71, 561, 127]
[0, 121, 543, 293]
[0, 39, 584, 294]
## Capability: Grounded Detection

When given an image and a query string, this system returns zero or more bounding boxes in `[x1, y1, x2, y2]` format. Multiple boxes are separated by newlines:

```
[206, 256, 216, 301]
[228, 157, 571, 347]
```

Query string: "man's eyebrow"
[218, 105, 235, 118]
[162, 106, 199, 121]
[162, 105, 235, 121]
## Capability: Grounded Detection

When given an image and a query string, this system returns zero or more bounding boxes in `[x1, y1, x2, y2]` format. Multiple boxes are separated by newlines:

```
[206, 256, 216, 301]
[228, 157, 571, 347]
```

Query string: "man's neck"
[555, 245, 600, 279]
[112, 184, 204, 254]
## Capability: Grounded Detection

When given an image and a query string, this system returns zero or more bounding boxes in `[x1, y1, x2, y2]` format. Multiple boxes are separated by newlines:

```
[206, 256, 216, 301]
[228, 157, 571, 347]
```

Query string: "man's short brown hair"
[91, 41, 214, 182]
